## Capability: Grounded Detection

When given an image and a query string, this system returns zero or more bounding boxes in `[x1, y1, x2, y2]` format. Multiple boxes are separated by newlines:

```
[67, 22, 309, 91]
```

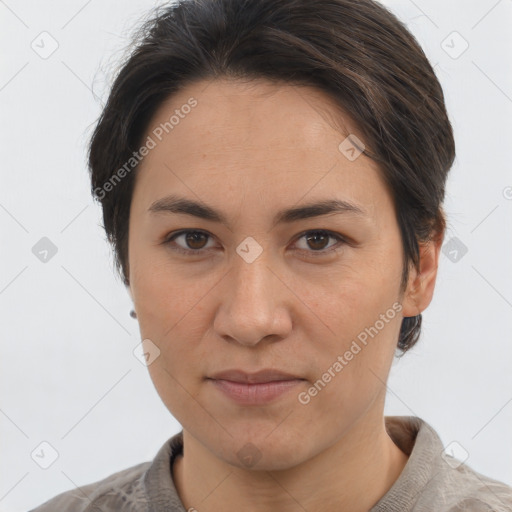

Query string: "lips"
[208, 368, 304, 384]
[207, 369, 306, 405]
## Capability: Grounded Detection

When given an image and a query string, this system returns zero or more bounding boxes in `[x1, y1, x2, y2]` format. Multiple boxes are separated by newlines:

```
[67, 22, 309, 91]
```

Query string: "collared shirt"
[30, 416, 512, 511]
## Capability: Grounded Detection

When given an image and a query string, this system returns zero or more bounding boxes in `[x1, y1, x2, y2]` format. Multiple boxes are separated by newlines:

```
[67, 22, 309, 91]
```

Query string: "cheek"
[305, 260, 400, 343]
[136, 265, 211, 420]
[132, 241, 209, 325]
[297, 261, 402, 407]
[131, 253, 218, 388]
[299, 306, 401, 438]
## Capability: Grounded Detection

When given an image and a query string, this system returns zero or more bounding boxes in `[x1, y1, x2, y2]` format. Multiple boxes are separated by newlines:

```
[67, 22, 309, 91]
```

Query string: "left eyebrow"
[147, 194, 367, 229]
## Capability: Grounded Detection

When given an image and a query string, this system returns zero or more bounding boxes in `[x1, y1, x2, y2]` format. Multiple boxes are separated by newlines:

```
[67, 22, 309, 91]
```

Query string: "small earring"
[130, 309, 137, 319]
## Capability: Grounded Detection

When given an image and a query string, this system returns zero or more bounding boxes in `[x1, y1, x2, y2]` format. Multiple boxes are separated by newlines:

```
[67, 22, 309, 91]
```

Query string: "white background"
[1, 0, 511, 510]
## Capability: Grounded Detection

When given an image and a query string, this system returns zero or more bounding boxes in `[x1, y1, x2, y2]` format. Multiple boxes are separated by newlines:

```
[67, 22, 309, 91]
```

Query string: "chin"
[212, 427, 310, 472]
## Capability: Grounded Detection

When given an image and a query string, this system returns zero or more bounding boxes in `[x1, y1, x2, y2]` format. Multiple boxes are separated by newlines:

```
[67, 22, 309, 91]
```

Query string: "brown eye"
[165, 230, 216, 255]
[294, 230, 345, 255]
[305, 231, 330, 251]
[184, 231, 209, 249]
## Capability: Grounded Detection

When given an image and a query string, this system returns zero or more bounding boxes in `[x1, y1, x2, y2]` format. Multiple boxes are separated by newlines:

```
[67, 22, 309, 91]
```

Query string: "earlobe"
[126, 281, 137, 318]
[401, 235, 443, 318]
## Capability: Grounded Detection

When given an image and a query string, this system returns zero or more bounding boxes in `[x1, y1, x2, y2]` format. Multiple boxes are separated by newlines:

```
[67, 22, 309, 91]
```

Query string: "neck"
[172, 413, 409, 512]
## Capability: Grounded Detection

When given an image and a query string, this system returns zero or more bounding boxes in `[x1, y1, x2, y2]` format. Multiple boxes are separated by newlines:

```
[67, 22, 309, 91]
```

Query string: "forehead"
[146, 77, 361, 154]
[132, 78, 391, 221]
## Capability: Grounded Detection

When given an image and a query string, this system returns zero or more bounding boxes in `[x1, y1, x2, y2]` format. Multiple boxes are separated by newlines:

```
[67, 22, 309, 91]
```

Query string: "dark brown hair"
[89, 0, 455, 353]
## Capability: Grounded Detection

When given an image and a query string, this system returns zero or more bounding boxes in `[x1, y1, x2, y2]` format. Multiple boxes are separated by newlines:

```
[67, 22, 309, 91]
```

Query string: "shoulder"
[28, 460, 152, 511]
[422, 421, 512, 511]
[424, 458, 512, 511]
[380, 416, 512, 512]
[29, 431, 185, 512]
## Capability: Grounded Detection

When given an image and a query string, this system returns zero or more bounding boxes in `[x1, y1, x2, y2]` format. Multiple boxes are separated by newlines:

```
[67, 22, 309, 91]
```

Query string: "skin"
[126, 77, 442, 511]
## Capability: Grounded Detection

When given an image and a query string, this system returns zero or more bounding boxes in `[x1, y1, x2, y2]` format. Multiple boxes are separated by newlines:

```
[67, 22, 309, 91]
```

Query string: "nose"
[213, 248, 293, 347]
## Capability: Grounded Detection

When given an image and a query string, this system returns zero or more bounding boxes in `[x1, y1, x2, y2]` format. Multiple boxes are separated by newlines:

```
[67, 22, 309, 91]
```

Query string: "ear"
[401, 232, 443, 317]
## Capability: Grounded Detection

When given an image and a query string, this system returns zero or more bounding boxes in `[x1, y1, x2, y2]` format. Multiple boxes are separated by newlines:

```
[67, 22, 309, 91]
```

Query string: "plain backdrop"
[1, 0, 511, 510]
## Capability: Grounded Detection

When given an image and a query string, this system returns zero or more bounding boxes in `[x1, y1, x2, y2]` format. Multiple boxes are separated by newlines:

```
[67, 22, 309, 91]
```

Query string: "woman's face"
[127, 78, 426, 470]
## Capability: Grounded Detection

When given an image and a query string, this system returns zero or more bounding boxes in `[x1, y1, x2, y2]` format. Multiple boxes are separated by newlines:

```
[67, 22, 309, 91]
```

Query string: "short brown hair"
[89, 0, 455, 353]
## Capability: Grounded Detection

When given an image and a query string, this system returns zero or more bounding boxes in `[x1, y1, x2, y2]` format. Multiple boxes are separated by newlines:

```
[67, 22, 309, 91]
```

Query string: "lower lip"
[208, 378, 304, 405]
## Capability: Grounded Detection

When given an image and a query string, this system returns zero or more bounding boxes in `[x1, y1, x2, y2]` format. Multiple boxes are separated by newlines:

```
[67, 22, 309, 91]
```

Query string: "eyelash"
[163, 229, 349, 258]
